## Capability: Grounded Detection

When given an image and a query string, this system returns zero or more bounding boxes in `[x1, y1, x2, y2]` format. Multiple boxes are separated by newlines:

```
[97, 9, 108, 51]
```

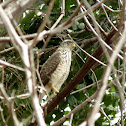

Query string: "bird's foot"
[52, 87, 59, 96]
[48, 83, 59, 95]
[51, 85, 59, 93]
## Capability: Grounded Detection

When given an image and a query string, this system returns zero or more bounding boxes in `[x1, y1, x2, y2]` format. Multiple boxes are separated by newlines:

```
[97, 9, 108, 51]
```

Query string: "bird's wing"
[40, 52, 61, 86]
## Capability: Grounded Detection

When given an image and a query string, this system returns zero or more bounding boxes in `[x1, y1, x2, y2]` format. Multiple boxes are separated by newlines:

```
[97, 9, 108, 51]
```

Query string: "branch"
[0, 59, 25, 71]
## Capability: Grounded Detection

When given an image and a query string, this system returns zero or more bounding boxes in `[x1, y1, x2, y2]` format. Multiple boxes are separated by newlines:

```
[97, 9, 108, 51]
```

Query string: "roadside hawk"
[40, 40, 75, 95]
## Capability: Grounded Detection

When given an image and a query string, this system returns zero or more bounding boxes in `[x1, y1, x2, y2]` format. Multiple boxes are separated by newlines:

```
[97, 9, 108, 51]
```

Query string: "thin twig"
[0, 59, 25, 71]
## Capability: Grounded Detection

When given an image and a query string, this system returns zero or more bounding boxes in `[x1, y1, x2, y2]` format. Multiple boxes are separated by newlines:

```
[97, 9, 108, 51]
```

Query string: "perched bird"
[40, 40, 75, 96]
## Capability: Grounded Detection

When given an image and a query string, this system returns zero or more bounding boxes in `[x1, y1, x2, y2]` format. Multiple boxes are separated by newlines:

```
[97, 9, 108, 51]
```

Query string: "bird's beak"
[72, 43, 76, 48]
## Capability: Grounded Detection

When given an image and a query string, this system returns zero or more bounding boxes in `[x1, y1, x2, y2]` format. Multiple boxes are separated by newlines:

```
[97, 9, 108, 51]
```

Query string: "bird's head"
[60, 40, 76, 50]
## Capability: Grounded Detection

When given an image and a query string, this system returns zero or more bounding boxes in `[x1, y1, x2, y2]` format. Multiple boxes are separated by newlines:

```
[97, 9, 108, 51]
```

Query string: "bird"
[39, 40, 75, 97]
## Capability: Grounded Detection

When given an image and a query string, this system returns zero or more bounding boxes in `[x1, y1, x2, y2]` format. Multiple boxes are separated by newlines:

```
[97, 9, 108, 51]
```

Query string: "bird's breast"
[49, 50, 72, 91]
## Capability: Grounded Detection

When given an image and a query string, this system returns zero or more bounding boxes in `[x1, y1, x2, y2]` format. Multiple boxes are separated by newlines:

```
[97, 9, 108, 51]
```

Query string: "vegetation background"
[0, 0, 125, 126]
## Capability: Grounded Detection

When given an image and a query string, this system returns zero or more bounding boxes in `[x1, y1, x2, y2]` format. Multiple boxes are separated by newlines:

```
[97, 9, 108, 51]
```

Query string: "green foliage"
[19, 11, 43, 34]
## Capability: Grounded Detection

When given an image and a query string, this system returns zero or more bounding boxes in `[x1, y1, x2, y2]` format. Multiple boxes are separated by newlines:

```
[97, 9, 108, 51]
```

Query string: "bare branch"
[86, 22, 126, 126]
[0, 59, 25, 71]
